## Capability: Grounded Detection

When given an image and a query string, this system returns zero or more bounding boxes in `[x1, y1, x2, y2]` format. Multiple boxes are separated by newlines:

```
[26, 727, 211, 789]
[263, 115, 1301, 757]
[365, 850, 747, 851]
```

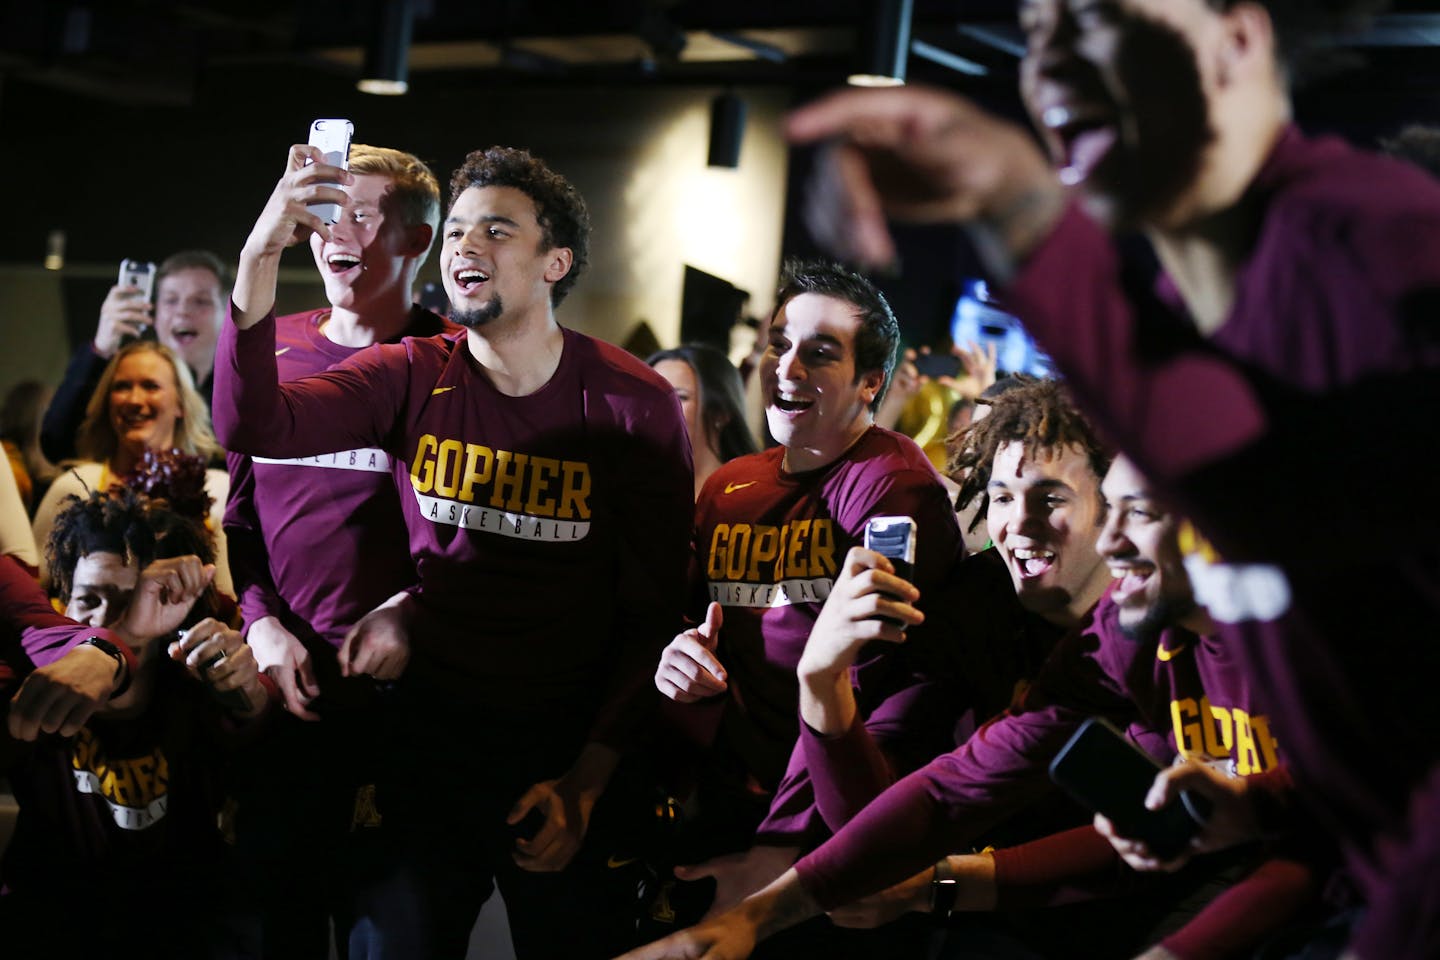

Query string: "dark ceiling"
[7, 0, 1440, 108]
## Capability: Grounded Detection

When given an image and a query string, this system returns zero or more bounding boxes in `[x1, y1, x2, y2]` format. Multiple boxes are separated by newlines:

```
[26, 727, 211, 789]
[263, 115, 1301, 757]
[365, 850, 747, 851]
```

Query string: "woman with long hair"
[648, 344, 758, 497]
[31, 342, 232, 594]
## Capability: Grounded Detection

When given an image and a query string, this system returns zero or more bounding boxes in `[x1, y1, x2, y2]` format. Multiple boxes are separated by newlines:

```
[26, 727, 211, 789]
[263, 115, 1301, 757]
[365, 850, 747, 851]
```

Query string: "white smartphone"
[306, 118, 354, 225]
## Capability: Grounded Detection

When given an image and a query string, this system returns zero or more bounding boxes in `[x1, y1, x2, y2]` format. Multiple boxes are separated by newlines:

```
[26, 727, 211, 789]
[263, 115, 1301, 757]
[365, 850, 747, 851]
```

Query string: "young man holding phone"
[40, 250, 227, 463]
[216, 142, 692, 958]
[219, 142, 454, 956]
[779, 3, 1440, 955]
[622, 456, 1325, 960]
[648, 260, 962, 939]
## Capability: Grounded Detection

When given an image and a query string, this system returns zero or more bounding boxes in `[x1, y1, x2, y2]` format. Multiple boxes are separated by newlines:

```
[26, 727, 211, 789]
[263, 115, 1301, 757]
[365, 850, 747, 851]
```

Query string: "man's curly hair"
[448, 146, 590, 307]
[46, 487, 217, 623]
[946, 377, 1111, 533]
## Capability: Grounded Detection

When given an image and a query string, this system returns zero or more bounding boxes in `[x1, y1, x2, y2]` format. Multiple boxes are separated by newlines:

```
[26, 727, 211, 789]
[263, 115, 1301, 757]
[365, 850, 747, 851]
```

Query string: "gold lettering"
[810, 520, 837, 578]
[410, 434, 438, 492]
[726, 525, 753, 581]
[1233, 708, 1261, 776]
[786, 520, 810, 578]
[459, 444, 494, 502]
[1202, 697, 1233, 759]
[524, 456, 561, 518]
[490, 451, 529, 510]
[747, 527, 780, 582]
[558, 460, 592, 520]
[433, 440, 465, 498]
[708, 525, 730, 580]
[1171, 698, 1204, 758]
[1251, 715, 1280, 771]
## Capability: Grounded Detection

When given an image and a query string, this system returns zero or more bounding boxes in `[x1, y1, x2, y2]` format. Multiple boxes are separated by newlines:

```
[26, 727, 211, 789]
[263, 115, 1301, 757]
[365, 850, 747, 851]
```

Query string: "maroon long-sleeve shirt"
[214, 313, 693, 746]
[1003, 126, 1440, 959]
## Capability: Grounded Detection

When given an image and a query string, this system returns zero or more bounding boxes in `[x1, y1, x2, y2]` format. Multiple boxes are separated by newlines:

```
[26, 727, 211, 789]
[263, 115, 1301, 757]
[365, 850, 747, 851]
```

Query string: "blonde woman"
[32, 342, 232, 595]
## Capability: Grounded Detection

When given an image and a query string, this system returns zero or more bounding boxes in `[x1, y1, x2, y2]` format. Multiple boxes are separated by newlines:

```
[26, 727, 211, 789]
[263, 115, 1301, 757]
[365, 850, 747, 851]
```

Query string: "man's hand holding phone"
[798, 543, 922, 736]
[234, 134, 352, 325]
[243, 144, 352, 260]
[94, 283, 154, 358]
[1095, 757, 1261, 872]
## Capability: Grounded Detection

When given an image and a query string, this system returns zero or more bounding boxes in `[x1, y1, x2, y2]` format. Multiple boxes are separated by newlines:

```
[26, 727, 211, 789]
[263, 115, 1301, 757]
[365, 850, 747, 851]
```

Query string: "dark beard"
[1119, 592, 1197, 643]
[452, 294, 504, 329]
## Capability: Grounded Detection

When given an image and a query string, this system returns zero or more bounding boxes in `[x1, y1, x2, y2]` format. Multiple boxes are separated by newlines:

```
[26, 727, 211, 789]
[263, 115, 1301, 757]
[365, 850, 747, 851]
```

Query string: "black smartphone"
[913, 350, 961, 380]
[1049, 717, 1212, 862]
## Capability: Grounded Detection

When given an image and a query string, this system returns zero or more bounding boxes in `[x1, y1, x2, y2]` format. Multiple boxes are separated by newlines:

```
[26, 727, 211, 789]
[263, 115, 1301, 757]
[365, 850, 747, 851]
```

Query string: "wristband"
[930, 858, 959, 918]
[79, 636, 130, 698]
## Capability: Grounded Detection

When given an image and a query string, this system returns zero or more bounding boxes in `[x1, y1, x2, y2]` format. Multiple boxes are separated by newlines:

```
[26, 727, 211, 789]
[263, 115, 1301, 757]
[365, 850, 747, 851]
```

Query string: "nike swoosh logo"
[1156, 641, 1189, 662]
[275, 347, 291, 357]
[724, 481, 757, 494]
[431, 386, 457, 396]
[606, 855, 639, 869]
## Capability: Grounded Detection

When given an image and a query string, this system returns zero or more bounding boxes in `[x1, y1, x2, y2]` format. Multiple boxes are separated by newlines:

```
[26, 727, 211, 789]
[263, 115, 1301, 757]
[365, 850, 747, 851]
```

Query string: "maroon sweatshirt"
[1004, 126, 1440, 959]
[214, 313, 693, 746]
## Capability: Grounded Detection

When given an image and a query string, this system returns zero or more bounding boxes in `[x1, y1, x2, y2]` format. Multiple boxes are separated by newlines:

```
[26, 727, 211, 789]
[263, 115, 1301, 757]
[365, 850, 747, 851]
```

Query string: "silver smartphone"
[306, 118, 354, 225]
[863, 515, 916, 583]
[118, 259, 156, 339]
[118, 259, 156, 301]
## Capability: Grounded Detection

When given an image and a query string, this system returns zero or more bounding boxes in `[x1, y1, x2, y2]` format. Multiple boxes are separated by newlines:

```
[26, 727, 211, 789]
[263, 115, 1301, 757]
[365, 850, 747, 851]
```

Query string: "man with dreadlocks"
[772, 2, 1440, 957]
[634, 378, 1114, 956]
[1, 485, 271, 957]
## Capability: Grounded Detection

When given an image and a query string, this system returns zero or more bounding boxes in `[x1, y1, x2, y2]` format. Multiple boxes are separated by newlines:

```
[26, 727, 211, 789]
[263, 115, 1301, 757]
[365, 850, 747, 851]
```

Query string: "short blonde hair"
[349, 144, 441, 266]
[77, 342, 219, 465]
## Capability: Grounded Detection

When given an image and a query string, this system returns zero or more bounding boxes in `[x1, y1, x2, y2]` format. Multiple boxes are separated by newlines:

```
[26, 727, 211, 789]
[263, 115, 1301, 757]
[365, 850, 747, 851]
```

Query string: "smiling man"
[649, 261, 961, 936]
[215, 144, 692, 958]
[40, 251, 228, 464]
[219, 144, 454, 956]
[781, 2, 1440, 957]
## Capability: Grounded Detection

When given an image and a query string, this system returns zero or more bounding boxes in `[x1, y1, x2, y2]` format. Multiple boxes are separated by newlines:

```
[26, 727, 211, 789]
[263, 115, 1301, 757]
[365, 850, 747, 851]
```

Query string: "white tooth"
[1043, 105, 1071, 129]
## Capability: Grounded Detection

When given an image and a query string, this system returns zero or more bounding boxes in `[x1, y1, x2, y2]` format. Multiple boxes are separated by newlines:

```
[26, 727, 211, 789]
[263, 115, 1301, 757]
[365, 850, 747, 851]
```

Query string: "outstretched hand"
[785, 85, 1063, 270]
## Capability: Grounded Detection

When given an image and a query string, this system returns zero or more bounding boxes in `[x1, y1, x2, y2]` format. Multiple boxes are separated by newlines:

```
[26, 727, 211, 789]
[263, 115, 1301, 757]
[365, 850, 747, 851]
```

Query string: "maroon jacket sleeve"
[793, 699, 1093, 909]
[221, 449, 289, 631]
[213, 306, 408, 459]
[753, 461, 963, 844]
[0, 555, 135, 676]
[1161, 856, 1320, 960]
[991, 825, 1133, 907]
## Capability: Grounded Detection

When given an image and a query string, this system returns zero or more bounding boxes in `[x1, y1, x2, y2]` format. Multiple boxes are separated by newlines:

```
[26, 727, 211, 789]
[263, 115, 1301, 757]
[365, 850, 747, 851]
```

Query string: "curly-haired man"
[217, 142, 692, 957]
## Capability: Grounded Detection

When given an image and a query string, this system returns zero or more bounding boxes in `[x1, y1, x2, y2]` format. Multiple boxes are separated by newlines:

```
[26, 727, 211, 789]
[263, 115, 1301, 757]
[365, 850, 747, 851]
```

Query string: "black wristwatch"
[930, 860, 959, 918]
[79, 636, 131, 698]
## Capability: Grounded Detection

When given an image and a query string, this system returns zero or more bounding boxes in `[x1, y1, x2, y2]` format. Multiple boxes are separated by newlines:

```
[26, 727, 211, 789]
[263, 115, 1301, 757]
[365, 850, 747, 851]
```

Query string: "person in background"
[0, 459, 37, 572]
[648, 343, 759, 497]
[2, 380, 58, 513]
[40, 251, 227, 465]
[32, 342, 231, 595]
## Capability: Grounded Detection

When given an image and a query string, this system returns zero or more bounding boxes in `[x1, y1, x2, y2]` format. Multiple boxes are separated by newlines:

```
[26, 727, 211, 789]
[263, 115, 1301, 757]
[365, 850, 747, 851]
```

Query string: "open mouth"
[116, 411, 155, 429]
[1108, 563, 1155, 604]
[770, 391, 815, 417]
[1042, 104, 1119, 186]
[453, 268, 491, 292]
[1011, 546, 1057, 580]
[327, 253, 362, 275]
[170, 325, 199, 345]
